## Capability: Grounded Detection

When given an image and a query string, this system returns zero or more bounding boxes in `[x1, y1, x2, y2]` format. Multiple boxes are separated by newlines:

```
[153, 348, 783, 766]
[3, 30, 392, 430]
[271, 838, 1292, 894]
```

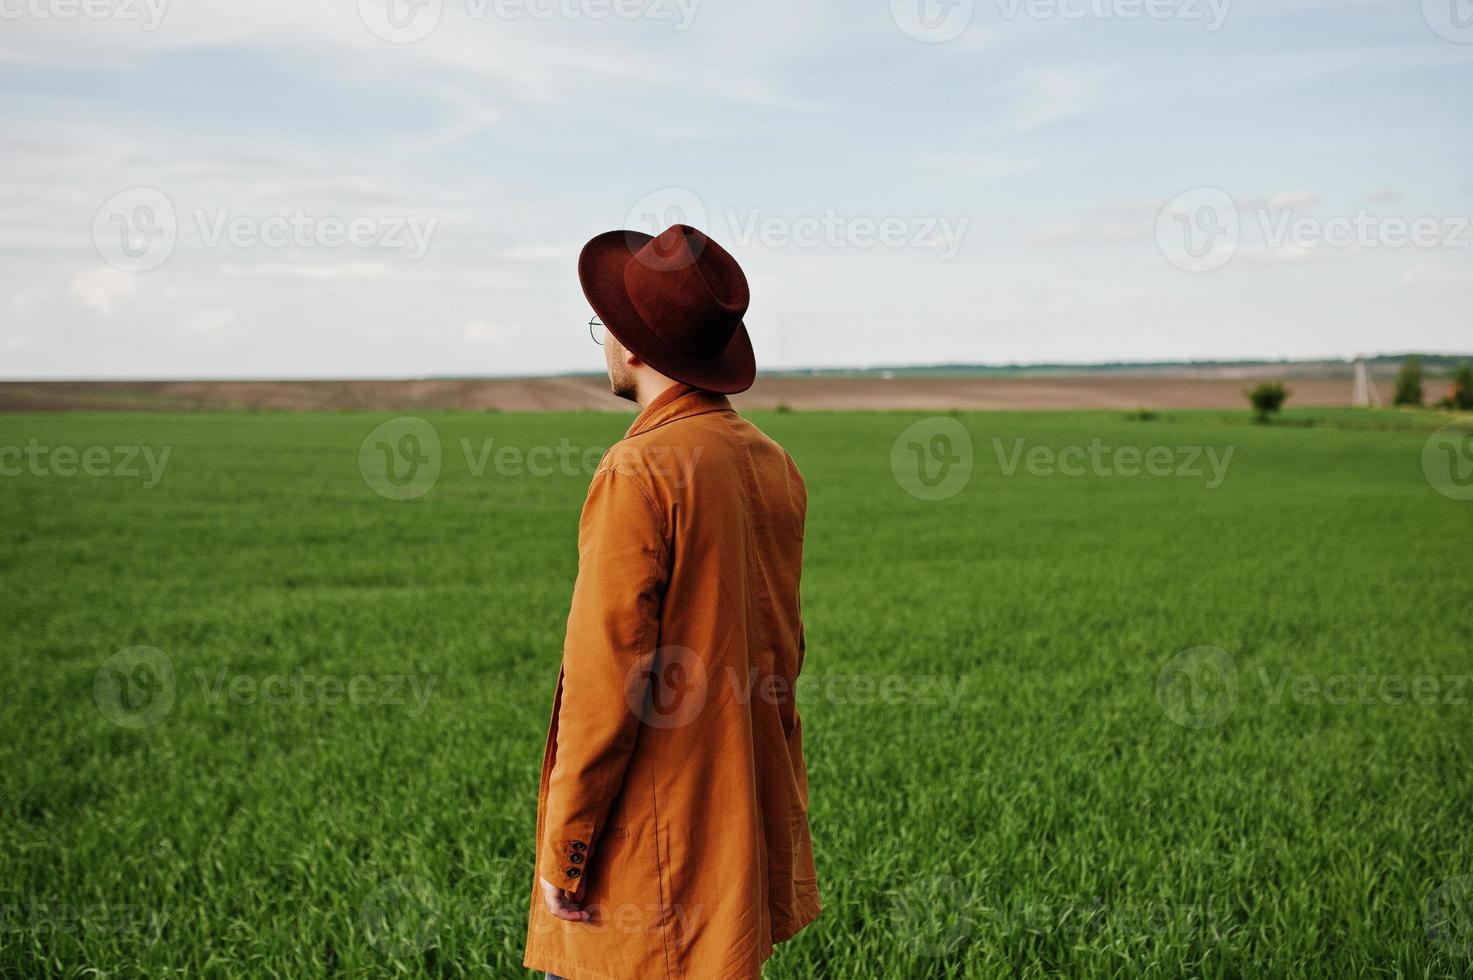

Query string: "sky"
[1, 0, 1470, 379]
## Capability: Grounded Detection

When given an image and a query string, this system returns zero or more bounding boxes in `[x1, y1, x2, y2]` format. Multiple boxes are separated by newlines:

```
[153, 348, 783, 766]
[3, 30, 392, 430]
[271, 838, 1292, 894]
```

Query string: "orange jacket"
[525, 384, 820, 980]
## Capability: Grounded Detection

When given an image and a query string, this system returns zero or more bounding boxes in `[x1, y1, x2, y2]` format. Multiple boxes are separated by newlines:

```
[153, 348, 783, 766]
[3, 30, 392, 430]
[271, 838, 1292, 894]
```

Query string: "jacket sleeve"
[539, 466, 670, 890]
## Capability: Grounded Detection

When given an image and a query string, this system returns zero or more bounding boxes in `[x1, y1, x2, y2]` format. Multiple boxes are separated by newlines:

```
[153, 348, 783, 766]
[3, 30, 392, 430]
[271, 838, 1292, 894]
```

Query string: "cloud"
[10, 290, 44, 314]
[183, 307, 240, 338]
[1363, 188, 1402, 205]
[214, 261, 388, 280]
[1245, 192, 1322, 211]
[463, 320, 516, 344]
[1008, 67, 1117, 131]
[1027, 199, 1162, 245]
[1400, 265, 1473, 287]
[1236, 243, 1323, 264]
[910, 151, 1040, 179]
[70, 267, 136, 317]
[490, 244, 574, 262]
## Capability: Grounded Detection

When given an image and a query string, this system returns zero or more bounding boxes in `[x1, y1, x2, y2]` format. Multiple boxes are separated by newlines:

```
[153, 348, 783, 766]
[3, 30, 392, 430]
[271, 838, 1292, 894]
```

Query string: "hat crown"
[623, 225, 750, 361]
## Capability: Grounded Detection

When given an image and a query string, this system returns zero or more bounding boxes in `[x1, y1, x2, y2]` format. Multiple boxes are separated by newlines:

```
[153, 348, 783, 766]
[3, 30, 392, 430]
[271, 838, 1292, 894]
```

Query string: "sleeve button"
[569, 853, 584, 864]
[571, 841, 587, 850]
[566, 867, 581, 878]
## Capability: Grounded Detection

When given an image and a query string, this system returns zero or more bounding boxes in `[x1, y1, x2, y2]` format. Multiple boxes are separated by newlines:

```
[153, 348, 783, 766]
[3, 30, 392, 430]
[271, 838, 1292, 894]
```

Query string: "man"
[523, 224, 820, 980]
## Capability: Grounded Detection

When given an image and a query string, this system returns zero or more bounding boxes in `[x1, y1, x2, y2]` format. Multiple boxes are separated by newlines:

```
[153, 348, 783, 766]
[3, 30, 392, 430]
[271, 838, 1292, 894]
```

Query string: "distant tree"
[1393, 355, 1424, 407]
[1454, 362, 1473, 411]
[1246, 381, 1289, 423]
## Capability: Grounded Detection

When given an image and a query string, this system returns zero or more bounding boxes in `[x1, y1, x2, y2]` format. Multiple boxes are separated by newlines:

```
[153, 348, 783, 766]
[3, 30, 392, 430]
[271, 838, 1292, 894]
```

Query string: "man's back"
[525, 384, 820, 980]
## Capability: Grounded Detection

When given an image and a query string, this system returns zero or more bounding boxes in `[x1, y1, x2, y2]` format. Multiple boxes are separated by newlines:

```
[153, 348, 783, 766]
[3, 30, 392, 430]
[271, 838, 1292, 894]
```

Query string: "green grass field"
[2, 406, 1471, 978]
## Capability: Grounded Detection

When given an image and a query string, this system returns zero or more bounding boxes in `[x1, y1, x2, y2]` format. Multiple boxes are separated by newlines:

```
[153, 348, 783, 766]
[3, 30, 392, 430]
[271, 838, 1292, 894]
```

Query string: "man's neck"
[634, 374, 681, 409]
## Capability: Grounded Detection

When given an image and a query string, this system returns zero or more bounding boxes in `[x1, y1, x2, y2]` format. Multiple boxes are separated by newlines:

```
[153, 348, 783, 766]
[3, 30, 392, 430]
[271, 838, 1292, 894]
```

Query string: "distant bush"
[775, 403, 793, 414]
[1246, 381, 1290, 423]
[1393, 356, 1423, 407]
[1454, 362, 1473, 411]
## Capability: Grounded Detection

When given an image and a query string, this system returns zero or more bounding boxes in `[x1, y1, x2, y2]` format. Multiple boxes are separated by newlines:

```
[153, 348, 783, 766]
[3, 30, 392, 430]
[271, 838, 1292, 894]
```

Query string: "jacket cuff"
[539, 827, 595, 890]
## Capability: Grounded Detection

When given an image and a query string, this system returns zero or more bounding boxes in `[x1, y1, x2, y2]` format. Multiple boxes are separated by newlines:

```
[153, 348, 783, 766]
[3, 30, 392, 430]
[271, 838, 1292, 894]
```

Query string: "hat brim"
[578, 230, 756, 395]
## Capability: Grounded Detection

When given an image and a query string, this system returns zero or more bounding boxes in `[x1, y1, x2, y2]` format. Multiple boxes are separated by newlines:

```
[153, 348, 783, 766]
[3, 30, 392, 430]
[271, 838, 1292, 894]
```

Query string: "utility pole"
[1352, 357, 1381, 407]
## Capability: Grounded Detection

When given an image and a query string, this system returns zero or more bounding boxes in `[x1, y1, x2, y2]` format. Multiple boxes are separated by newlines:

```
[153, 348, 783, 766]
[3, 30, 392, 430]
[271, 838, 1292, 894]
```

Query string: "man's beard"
[609, 360, 637, 402]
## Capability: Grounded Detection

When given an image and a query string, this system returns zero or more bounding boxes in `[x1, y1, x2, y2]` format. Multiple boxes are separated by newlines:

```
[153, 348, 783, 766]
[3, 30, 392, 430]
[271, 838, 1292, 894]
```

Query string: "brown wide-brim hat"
[579, 224, 756, 395]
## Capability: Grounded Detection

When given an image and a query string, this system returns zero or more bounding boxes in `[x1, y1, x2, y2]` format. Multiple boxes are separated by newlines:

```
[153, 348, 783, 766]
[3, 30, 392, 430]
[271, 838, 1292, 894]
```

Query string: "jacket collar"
[626, 383, 733, 439]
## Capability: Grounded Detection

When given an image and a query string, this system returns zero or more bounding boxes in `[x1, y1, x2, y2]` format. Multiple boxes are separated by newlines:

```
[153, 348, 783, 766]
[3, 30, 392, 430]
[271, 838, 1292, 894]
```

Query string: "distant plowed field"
[0, 374, 1389, 413]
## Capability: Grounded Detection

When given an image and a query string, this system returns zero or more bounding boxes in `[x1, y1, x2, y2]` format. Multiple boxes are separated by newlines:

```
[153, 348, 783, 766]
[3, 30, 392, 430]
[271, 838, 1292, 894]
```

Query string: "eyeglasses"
[588, 315, 604, 346]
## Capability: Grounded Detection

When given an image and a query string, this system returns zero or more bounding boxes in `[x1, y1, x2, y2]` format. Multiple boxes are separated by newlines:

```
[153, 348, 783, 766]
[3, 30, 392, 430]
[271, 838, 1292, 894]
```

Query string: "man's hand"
[540, 876, 590, 922]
